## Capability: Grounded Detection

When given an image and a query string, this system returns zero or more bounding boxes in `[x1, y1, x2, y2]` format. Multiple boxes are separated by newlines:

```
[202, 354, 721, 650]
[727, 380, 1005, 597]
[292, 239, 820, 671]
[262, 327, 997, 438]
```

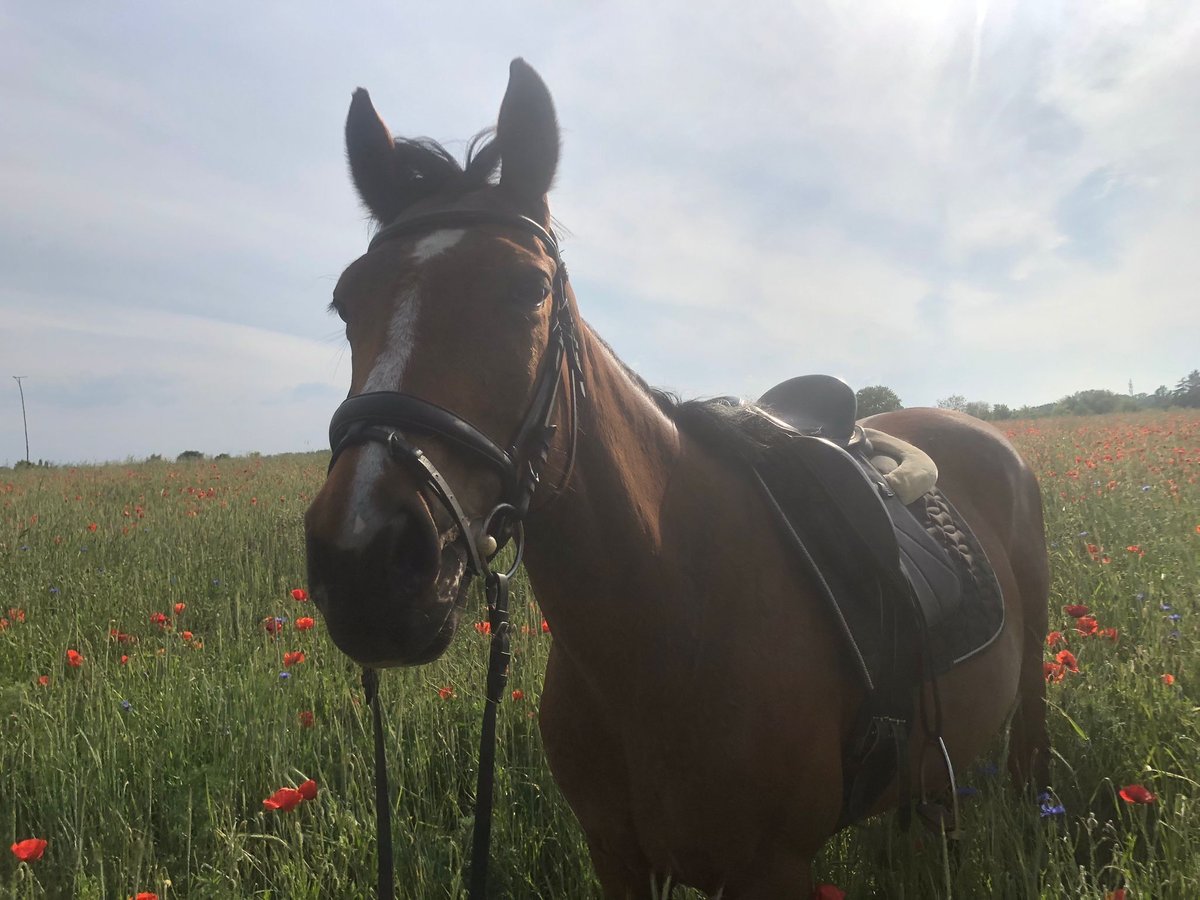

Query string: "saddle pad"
[908, 489, 1005, 673]
[755, 436, 1004, 687]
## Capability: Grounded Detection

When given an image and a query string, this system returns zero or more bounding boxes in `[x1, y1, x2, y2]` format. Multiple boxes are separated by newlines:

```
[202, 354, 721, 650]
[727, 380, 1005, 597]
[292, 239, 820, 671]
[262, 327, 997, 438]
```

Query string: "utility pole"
[12, 376, 29, 464]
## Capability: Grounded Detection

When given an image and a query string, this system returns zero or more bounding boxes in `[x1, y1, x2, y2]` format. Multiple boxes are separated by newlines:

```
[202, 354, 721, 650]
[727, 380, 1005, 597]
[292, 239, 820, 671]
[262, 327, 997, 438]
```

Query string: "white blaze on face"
[338, 229, 467, 548]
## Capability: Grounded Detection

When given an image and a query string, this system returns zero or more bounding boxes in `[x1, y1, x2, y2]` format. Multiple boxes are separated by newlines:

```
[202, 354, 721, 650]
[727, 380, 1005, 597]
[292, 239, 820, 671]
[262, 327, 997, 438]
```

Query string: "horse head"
[304, 60, 576, 667]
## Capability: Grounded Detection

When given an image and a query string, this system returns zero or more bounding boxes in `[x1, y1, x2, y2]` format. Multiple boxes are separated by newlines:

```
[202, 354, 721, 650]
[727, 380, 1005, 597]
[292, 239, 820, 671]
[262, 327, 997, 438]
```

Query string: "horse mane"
[587, 328, 786, 466]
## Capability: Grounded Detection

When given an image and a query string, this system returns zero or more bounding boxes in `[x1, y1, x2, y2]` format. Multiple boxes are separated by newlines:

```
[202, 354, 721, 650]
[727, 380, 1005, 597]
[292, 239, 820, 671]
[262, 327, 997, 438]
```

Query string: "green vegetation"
[2, 413, 1198, 898]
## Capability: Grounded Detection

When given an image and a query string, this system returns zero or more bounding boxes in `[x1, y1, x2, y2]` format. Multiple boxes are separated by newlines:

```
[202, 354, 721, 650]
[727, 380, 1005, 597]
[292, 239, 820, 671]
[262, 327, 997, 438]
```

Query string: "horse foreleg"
[539, 646, 655, 899]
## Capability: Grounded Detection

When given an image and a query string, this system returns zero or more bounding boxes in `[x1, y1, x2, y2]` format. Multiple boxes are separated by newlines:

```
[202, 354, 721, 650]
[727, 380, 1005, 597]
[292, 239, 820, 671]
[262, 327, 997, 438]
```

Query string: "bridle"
[325, 207, 585, 898]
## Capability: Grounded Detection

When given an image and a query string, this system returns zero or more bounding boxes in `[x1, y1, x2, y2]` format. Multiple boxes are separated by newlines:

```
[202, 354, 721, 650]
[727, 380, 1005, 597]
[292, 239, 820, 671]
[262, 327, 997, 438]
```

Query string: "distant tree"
[1054, 389, 1136, 416]
[936, 394, 968, 412]
[991, 403, 1013, 420]
[963, 400, 992, 419]
[856, 385, 903, 417]
[1152, 385, 1173, 409]
[1174, 370, 1200, 408]
[177, 450, 204, 461]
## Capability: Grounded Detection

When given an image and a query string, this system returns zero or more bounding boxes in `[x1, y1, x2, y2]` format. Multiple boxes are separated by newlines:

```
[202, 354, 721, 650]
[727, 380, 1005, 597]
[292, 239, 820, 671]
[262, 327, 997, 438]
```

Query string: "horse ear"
[345, 88, 403, 223]
[496, 59, 560, 203]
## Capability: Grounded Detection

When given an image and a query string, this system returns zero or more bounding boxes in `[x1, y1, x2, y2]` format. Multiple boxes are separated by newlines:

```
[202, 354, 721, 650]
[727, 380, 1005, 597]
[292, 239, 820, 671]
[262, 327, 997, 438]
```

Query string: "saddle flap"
[764, 434, 903, 574]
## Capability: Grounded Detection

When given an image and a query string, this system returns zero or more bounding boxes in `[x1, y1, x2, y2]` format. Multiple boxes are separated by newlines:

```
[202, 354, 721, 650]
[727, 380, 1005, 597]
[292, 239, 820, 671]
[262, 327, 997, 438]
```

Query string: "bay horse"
[304, 59, 1050, 898]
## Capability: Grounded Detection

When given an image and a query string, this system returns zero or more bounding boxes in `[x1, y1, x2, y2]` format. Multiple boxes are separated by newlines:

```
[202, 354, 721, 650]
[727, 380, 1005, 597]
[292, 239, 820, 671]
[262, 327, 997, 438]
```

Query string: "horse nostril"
[373, 510, 440, 589]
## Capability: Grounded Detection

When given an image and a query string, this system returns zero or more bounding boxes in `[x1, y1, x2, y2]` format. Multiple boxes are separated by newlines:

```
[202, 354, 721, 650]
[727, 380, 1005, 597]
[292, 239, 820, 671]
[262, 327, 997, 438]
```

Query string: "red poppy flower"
[1125, 545, 1142, 555]
[1100, 627, 1119, 642]
[1045, 631, 1065, 648]
[295, 617, 315, 631]
[37, 675, 50, 686]
[298, 710, 315, 728]
[1043, 661, 1065, 683]
[291, 588, 308, 601]
[1055, 649, 1079, 673]
[1064, 604, 1090, 618]
[812, 885, 846, 900]
[474, 621, 491, 635]
[438, 685, 454, 700]
[181, 631, 193, 641]
[10, 838, 47, 862]
[174, 602, 186, 614]
[283, 651, 305, 667]
[1119, 784, 1156, 804]
[1105, 890, 1126, 900]
[66, 649, 84, 668]
[1075, 616, 1099, 636]
[297, 779, 318, 802]
[1162, 673, 1175, 685]
[120, 655, 129, 666]
[511, 690, 524, 701]
[263, 617, 285, 634]
[8, 608, 25, 623]
[87, 522, 98, 532]
[541, 618, 551, 634]
[0, 618, 8, 631]
[149, 612, 169, 627]
[1086, 544, 1099, 554]
[132, 893, 159, 900]
[262, 787, 304, 812]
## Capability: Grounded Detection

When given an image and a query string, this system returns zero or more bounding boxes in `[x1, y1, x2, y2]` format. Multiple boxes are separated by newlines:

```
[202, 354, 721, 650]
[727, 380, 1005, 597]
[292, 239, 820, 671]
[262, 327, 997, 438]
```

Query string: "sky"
[2, 1, 1198, 465]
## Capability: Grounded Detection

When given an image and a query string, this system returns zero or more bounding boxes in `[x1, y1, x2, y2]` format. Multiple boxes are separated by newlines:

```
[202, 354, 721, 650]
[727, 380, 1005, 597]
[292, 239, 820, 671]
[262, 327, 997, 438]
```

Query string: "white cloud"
[2, 1, 1198, 461]
[0, 298, 346, 464]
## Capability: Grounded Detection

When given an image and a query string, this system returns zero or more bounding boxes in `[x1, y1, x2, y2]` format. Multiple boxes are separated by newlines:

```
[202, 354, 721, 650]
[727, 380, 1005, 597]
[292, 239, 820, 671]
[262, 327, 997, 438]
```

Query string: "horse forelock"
[374, 132, 502, 224]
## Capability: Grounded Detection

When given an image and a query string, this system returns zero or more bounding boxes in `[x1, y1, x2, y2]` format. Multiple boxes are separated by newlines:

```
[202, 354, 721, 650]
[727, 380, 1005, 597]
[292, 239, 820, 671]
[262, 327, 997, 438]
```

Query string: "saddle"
[753, 375, 1004, 830]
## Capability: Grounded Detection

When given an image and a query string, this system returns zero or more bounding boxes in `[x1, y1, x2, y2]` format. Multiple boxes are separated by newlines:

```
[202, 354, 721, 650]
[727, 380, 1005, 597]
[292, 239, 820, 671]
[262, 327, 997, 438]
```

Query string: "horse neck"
[523, 321, 681, 629]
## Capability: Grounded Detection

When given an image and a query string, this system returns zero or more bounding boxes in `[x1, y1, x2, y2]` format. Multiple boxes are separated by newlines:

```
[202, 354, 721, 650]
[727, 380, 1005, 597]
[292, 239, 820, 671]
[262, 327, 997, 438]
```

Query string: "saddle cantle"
[753, 376, 1005, 829]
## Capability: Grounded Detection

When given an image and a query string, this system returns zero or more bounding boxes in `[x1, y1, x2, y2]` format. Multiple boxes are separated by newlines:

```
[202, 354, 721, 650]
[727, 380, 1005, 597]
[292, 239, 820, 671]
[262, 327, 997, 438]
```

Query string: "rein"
[326, 208, 584, 898]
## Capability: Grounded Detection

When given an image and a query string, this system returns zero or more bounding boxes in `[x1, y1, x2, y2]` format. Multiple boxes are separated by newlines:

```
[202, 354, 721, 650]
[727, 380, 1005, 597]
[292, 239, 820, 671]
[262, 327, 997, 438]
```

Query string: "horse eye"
[513, 275, 551, 307]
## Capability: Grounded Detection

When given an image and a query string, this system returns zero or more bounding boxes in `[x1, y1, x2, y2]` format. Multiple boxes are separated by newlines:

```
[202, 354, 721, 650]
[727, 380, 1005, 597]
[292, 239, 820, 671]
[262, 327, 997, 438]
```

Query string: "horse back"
[860, 407, 1045, 561]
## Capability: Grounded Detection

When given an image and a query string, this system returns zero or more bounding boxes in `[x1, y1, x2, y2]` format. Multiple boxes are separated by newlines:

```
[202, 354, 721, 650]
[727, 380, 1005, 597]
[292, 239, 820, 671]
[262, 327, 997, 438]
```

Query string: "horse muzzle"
[304, 477, 471, 667]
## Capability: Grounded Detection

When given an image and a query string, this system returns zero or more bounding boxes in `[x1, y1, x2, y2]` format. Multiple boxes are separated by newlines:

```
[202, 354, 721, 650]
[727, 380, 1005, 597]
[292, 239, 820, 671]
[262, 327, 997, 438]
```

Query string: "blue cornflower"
[49, 586, 59, 594]
[1141, 484, 1152, 492]
[19, 545, 28, 551]
[979, 761, 1000, 778]
[279, 672, 290, 680]
[1161, 603, 1172, 611]
[120, 700, 132, 712]
[1037, 791, 1066, 817]
[1168, 613, 1182, 622]
[1136, 592, 1146, 602]
[957, 785, 979, 798]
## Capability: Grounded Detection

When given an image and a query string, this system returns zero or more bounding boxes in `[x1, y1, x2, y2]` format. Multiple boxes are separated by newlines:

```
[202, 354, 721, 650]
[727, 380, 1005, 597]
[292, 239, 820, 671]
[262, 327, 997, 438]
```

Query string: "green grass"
[2, 412, 1198, 898]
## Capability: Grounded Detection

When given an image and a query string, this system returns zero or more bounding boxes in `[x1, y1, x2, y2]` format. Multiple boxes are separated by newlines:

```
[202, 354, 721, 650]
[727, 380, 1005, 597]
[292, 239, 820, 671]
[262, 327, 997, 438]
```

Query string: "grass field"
[2, 411, 1198, 899]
